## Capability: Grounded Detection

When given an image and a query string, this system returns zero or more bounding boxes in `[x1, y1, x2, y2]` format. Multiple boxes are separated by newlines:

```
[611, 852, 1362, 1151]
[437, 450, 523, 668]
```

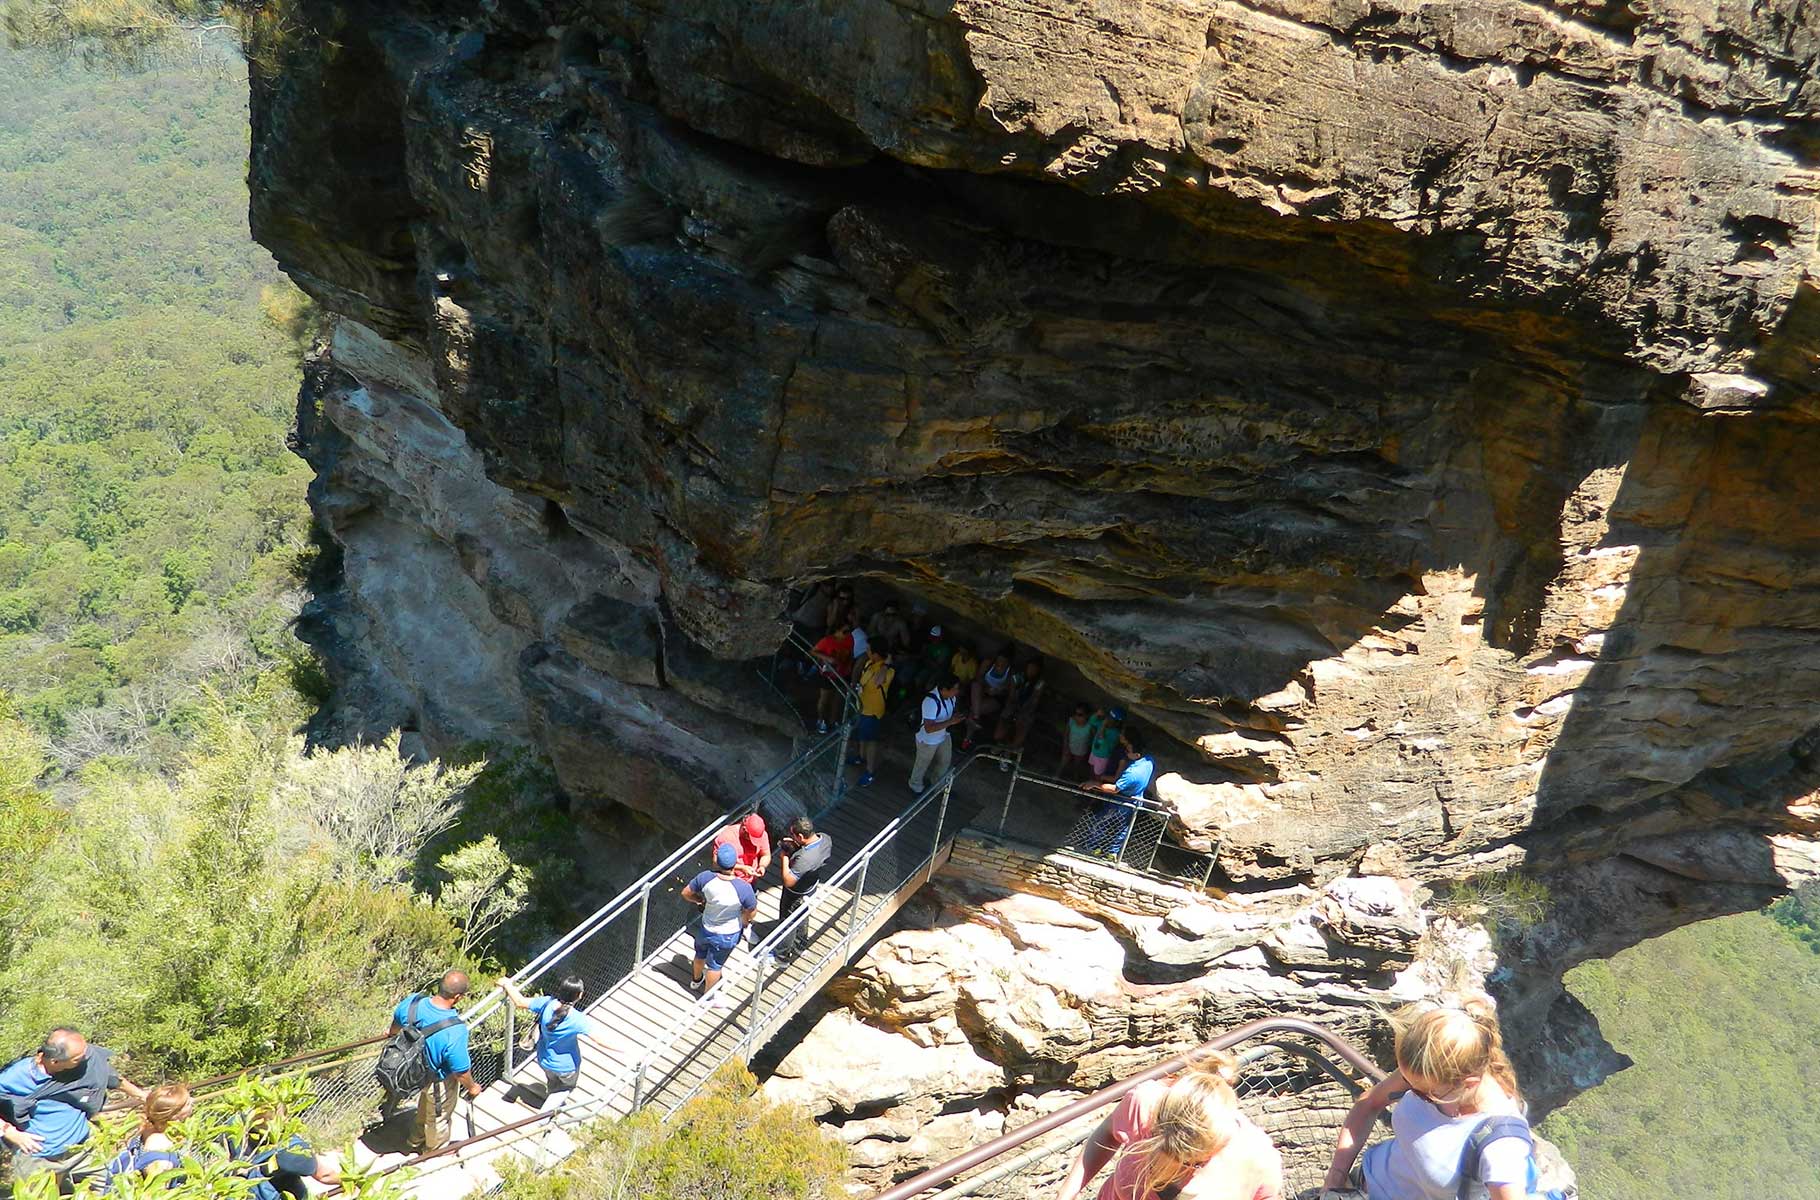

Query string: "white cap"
[929, 625, 943, 637]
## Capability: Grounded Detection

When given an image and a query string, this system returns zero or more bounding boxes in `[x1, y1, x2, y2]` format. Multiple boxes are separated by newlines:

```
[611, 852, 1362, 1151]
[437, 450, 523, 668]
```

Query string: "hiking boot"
[858, 772, 874, 787]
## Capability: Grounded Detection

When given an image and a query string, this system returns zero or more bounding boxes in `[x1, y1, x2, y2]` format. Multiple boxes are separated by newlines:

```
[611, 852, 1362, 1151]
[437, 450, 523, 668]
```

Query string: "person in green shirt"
[1086, 706, 1126, 781]
[1060, 702, 1094, 779]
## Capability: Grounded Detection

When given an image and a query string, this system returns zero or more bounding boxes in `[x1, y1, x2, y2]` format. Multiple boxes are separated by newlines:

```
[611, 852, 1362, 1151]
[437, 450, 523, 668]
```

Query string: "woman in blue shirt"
[501, 976, 614, 1106]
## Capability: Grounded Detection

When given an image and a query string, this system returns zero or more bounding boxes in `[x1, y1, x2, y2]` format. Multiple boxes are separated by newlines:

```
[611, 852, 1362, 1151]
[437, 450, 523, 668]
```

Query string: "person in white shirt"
[909, 677, 965, 792]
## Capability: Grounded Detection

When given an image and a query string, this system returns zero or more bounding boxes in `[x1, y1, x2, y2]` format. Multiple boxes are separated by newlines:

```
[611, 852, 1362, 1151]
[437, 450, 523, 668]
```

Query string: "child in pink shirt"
[1058, 1051, 1282, 1200]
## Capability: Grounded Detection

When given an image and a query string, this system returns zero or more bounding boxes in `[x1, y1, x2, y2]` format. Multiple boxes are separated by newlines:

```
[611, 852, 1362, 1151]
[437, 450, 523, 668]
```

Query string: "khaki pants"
[909, 736, 952, 791]
[12, 1142, 102, 1193]
[413, 1075, 460, 1152]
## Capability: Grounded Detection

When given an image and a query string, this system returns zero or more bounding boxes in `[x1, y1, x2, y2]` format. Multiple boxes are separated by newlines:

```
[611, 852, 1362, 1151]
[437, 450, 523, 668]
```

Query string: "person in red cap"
[710, 814, 772, 943]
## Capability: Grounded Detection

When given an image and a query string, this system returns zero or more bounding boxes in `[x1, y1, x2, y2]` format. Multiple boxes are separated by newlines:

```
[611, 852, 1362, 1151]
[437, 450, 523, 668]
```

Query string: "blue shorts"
[855, 715, 881, 743]
[694, 927, 741, 972]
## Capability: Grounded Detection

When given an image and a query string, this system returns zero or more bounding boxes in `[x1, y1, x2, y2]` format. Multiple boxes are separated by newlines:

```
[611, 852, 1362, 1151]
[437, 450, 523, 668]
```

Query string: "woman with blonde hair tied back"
[1058, 1048, 1283, 1200]
[1323, 993, 1563, 1200]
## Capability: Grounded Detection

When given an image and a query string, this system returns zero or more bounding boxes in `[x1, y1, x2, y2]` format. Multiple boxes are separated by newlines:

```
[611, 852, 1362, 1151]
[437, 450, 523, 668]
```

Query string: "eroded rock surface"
[257, 0, 1820, 1140]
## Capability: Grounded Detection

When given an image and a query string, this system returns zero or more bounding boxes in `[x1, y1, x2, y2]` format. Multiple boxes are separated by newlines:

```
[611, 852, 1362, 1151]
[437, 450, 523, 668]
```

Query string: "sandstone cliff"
[254, 0, 1820, 1141]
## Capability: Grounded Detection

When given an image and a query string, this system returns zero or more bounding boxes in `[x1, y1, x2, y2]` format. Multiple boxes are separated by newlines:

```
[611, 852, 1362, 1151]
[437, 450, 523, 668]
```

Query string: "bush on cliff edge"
[496, 1064, 846, 1200]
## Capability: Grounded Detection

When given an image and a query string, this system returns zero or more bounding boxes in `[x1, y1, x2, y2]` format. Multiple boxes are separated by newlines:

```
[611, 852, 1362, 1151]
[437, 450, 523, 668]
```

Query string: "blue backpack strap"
[1457, 1115, 1534, 1200]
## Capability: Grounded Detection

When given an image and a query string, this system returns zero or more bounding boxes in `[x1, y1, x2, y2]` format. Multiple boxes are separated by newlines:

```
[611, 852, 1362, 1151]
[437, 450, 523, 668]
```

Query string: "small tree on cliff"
[1, 0, 302, 69]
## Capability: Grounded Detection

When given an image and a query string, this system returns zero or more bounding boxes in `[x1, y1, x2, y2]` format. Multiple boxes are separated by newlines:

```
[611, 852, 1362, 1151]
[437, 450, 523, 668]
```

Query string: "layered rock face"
[256, 0, 1820, 1126]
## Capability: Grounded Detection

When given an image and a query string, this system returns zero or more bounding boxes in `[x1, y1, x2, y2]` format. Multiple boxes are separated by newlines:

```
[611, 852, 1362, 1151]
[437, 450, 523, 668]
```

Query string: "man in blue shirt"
[389, 971, 483, 1153]
[1078, 729, 1157, 857]
[0, 1028, 145, 1191]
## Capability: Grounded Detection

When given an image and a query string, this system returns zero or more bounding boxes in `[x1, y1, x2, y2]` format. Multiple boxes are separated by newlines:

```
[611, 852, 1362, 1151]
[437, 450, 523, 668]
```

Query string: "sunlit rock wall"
[255, 0, 1820, 1118]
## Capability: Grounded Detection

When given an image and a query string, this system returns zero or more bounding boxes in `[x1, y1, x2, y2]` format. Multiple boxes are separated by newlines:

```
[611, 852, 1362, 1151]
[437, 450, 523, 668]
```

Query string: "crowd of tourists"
[1, 987, 1560, 1200]
[790, 583, 1158, 853]
[0, 1029, 341, 1197]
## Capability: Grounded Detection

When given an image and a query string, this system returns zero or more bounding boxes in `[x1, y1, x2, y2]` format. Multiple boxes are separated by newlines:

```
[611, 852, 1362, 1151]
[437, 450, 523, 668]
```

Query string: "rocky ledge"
[255, 0, 1820, 1154]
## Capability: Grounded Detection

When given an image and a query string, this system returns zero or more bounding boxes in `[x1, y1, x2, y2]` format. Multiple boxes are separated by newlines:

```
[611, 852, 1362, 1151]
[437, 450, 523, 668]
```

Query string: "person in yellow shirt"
[853, 645, 896, 787]
[950, 643, 979, 689]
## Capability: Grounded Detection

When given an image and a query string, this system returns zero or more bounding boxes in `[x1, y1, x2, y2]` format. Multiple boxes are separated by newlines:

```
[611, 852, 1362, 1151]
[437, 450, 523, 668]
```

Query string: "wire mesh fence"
[985, 767, 1219, 890]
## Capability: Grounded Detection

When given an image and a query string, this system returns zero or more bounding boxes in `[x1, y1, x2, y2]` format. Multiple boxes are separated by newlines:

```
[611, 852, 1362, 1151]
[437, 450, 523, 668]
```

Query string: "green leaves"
[496, 1065, 846, 1200]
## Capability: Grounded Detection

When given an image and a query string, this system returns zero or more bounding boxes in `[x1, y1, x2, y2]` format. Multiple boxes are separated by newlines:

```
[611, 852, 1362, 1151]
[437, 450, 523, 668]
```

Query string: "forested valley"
[0, 42, 577, 1080]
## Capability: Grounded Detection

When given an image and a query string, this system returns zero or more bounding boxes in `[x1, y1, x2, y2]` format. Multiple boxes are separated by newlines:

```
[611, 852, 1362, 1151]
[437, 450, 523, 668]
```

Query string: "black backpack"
[374, 996, 463, 1096]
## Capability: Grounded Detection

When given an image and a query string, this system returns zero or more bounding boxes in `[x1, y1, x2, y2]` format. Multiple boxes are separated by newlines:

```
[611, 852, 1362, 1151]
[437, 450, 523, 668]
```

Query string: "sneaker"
[817, 720, 829, 734]
[858, 772, 874, 787]
[688, 975, 704, 994]
[999, 760, 1012, 773]
[960, 738, 974, 752]
[846, 757, 863, 767]
[745, 925, 758, 945]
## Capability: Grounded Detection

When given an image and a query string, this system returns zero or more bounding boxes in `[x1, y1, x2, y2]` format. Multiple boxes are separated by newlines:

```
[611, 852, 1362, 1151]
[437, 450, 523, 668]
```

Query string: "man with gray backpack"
[376, 971, 482, 1153]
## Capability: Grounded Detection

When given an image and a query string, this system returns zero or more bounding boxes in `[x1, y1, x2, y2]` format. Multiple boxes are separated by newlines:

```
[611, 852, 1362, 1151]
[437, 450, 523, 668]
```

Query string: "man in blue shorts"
[682, 843, 757, 998]
[852, 644, 896, 787]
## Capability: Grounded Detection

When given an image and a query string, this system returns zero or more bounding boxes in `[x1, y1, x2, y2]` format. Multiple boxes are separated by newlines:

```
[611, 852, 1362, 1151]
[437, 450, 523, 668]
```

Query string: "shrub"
[496, 1064, 846, 1200]
[1436, 871, 1551, 945]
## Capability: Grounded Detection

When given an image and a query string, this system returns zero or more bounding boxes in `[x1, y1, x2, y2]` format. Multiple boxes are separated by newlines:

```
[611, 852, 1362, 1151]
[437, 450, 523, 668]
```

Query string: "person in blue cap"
[682, 842, 758, 997]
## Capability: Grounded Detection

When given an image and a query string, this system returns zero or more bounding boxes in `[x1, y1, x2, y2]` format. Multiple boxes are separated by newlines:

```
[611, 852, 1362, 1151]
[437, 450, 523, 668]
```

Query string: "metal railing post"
[504, 1006, 516, 1080]
[632, 1057, 650, 1112]
[996, 753, 1020, 836]
[743, 954, 772, 1060]
[633, 885, 651, 967]
[831, 720, 853, 802]
[844, 856, 871, 948]
[927, 778, 952, 883]
[1143, 810, 1163, 873]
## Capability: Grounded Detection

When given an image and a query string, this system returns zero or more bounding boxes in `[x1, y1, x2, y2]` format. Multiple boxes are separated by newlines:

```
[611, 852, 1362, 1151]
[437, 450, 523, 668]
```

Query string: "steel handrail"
[188, 723, 854, 1101]
[626, 751, 990, 1103]
[865, 1017, 1385, 1200]
[462, 721, 852, 1026]
[343, 747, 1002, 1190]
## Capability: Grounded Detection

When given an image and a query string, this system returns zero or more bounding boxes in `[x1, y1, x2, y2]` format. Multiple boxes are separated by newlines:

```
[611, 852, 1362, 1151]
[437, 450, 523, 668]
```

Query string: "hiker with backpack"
[0, 1027, 145, 1191]
[380, 971, 483, 1154]
[499, 975, 615, 1107]
[1321, 994, 1572, 1200]
[908, 677, 966, 793]
[1056, 1047, 1283, 1200]
[96, 1083, 192, 1190]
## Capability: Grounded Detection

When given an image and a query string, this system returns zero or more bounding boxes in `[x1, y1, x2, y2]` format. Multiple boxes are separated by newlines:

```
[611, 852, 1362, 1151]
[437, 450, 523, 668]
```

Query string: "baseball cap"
[715, 842, 738, 869]
[929, 625, 943, 638]
[742, 813, 766, 838]
[1109, 706, 1127, 721]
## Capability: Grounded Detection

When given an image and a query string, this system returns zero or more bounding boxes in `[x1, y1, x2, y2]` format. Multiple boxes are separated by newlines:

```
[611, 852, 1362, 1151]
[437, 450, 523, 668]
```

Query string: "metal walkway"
[189, 626, 1275, 1200]
[192, 689, 1014, 1200]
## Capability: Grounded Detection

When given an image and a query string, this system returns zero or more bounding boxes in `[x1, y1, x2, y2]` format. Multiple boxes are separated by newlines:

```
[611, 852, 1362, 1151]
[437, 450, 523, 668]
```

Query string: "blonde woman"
[1323, 995, 1546, 1200]
[1058, 1050, 1282, 1200]
[99, 1082, 193, 1187]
